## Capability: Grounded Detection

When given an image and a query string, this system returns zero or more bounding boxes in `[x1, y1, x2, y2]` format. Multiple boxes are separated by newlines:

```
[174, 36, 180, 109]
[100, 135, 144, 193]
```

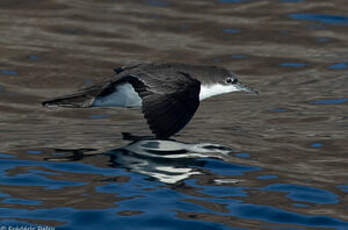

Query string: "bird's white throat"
[199, 84, 240, 101]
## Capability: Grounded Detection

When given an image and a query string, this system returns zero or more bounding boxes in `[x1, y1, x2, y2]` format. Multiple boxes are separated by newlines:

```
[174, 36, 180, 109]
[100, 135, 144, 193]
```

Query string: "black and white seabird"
[42, 63, 257, 138]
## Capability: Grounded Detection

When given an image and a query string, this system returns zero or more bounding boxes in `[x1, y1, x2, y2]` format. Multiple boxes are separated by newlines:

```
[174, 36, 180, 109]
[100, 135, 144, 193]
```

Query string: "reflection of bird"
[42, 63, 257, 138]
[44, 135, 237, 184]
[108, 133, 237, 184]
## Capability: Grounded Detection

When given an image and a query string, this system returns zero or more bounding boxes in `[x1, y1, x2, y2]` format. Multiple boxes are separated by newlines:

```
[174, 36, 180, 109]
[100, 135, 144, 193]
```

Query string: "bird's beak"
[235, 82, 259, 95]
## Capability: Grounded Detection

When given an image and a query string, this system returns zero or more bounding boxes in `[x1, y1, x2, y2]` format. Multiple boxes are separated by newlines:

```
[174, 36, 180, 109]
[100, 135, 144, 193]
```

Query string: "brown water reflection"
[0, 0, 347, 229]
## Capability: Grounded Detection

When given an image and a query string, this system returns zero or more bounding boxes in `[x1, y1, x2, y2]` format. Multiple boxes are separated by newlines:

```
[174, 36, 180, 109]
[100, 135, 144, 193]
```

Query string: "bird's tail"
[42, 79, 115, 108]
[42, 93, 94, 108]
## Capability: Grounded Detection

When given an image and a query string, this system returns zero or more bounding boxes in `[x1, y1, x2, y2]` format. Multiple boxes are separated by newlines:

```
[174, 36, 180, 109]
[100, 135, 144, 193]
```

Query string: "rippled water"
[0, 0, 347, 229]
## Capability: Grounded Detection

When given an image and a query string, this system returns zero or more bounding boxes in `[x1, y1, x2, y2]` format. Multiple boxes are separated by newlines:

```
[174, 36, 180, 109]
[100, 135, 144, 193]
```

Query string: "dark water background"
[0, 0, 347, 229]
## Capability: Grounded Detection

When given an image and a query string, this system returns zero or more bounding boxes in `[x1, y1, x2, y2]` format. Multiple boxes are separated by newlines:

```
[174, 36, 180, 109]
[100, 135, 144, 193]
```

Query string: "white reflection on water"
[45, 136, 238, 184]
[107, 138, 237, 184]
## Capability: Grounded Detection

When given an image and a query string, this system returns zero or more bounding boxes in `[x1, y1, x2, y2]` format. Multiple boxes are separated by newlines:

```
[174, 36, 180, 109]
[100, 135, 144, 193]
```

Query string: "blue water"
[0, 147, 347, 230]
[289, 13, 348, 25]
[146, 0, 169, 7]
[309, 98, 348, 105]
[0, 69, 17, 75]
[223, 29, 240, 34]
[195, 158, 261, 176]
[337, 185, 348, 192]
[0, 152, 15, 158]
[28, 55, 39, 61]
[328, 62, 347, 70]
[317, 37, 330, 42]
[261, 184, 338, 204]
[234, 153, 250, 158]
[292, 203, 310, 208]
[88, 114, 111, 119]
[311, 143, 323, 148]
[280, 62, 307, 68]
[27, 150, 42, 154]
[2, 198, 42, 205]
[231, 54, 248, 59]
[270, 108, 288, 113]
[257, 175, 278, 180]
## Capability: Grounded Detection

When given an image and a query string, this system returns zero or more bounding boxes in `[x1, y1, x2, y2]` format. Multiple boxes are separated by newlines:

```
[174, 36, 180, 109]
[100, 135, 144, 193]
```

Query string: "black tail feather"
[42, 94, 94, 108]
[41, 82, 113, 108]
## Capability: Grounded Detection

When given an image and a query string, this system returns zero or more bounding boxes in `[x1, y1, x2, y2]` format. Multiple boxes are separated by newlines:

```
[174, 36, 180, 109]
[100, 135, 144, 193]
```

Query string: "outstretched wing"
[127, 71, 201, 139]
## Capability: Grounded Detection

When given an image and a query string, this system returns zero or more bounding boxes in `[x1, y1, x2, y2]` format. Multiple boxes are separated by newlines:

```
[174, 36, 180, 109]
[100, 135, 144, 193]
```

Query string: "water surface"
[0, 0, 347, 229]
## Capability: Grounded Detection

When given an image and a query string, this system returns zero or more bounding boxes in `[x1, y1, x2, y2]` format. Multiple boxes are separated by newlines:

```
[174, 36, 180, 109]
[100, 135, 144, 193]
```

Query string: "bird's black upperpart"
[42, 62, 257, 138]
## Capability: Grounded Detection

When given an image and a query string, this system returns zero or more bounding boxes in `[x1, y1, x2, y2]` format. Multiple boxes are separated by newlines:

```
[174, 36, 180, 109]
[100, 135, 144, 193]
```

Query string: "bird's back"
[41, 63, 231, 139]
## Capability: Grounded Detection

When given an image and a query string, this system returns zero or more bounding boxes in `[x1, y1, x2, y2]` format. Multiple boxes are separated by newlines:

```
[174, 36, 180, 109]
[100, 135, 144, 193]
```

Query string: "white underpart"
[92, 83, 142, 107]
[199, 84, 240, 101]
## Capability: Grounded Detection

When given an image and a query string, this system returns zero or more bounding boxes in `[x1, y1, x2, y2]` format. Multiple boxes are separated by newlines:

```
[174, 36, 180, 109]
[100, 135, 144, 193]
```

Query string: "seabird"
[42, 63, 257, 138]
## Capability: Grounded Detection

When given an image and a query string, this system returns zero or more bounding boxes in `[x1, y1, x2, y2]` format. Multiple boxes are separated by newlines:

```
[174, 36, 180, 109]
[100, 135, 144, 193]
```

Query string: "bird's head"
[221, 73, 258, 95]
[188, 65, 258, 95]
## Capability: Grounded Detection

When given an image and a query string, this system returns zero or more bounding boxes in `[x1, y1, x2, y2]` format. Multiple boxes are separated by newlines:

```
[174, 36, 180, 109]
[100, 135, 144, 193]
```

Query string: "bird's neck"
[199, 83, 239, 101]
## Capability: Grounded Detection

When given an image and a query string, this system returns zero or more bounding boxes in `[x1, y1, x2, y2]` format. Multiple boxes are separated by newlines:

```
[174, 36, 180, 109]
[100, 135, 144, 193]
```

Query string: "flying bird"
[42, 63, 257, 139]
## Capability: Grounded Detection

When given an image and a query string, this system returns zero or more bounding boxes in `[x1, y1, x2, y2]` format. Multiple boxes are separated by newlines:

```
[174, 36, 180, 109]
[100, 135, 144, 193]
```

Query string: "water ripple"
[289, 13, 348, 25]
[309, 98, 348, 105]
[0, 0, 347, 229]
[230, 203, 348, 227]
[328, 62, 347, 70]
[0, 69, 17, 75]
[261, 184, 339, 204]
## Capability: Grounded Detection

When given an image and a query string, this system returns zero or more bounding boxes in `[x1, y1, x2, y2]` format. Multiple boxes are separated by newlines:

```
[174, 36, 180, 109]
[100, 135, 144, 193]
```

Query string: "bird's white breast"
[92, 83, 142, 107]
[199, 84, 240, 101]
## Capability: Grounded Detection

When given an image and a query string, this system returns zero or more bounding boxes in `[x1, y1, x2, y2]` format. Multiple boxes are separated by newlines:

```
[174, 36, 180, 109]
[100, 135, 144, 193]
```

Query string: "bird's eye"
[226, 77, 238, 84]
